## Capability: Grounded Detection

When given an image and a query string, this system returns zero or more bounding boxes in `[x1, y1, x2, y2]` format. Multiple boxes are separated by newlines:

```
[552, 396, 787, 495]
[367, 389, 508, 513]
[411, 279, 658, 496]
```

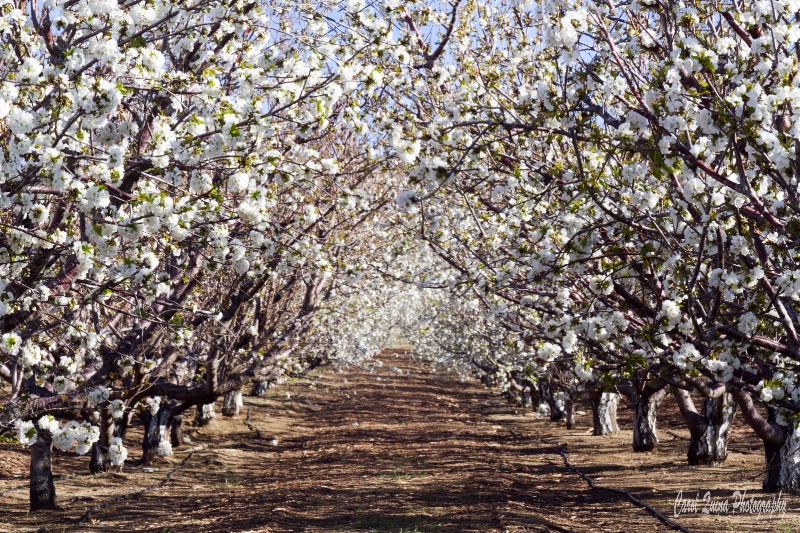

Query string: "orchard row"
[2, 0, 800, 511]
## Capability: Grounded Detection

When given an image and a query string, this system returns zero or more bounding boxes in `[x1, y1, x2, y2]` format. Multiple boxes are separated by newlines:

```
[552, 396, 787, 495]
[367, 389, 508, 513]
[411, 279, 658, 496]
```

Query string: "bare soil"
[1, 350, 799, 532]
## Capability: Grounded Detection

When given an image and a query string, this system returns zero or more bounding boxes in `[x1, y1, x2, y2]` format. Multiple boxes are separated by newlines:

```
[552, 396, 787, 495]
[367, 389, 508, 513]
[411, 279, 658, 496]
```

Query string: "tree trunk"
[521, 390, 533, 409]
[764, 426, 800, 493]
[728, 387, 800, 493]
[565, 399, 576, 429]
[251, 380, 270, 397]
[170, 412, 184, 447]
[522, 379, 540, 407]
[548, 398, 565, 422]
[543, 381, 566, 422]
[222, 390, 243, 417]
[194, 402, 216, 426]
[30, 430, 56, 511]
[686, 394, 736, 466]
[590, 391, 619, 435]
[141, 402, 174, 465]
[631, 388, 667, 452]
[115, 406, 133, 440]
[90, 406, 116, 474]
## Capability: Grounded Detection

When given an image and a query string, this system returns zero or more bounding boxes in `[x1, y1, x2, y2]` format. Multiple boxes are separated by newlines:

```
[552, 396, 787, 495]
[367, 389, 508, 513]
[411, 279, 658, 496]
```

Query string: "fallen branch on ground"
[0, 480, 29, 497]
[243, 408, 264, 439]
[558, 444, 694, 533]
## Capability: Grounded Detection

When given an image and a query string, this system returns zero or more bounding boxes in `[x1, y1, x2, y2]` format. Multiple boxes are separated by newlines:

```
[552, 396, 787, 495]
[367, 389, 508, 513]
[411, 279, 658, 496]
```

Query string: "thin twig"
[243, 408, 264, 440]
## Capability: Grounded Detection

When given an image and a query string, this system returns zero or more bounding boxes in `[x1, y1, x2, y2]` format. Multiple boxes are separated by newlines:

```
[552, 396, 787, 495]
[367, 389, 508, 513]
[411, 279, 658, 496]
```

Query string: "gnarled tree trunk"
[194, 402, 216, 426]
[522, 378, 540, 409]
[630, 387, 667, 452]
[222, 390, 243, 417]
[90, 406, 117, 474]
[542, 380, 566, 422]
[728, 387, 800, 493]
[521, 390, 533, 409]
[502, 390, 521, 405]
[590, 390, 619, 435]
[251, 380, 271, 397]
[170, 412, 184, 447]
[503, 376, 526, 407]
[764, 427, 800, 493]
[141, 401, 176, 465]
[565, 399, 576, 429]
[115, 406, 134, 441]
[674, 389, 736, 465]
[30, 430, 56, 511]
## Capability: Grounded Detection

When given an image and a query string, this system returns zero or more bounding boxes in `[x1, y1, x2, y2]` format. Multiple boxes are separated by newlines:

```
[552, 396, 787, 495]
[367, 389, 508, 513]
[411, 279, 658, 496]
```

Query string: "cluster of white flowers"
[551, 10, 588, 49]
[536, 342, 562, 363]
[108, 437, 129, 466]
[574, 357, 596, 382]
[110, 400, 126, 420]
[88, 386, 111, 406]
[389, 128, 421, 165]
[703, 350, 740, 383]
[145, 396, 162, 415]
[14, 420, 38, 446]
[658, 301, 682, 332]
[588, 276, 614, 296]
[1, 332, 22, 356]
[737, 312, 759, 337]
[53, 422, 101, 455]
[562, 331, 578, 354]
[37, 415, 59, 434]
[672, 343, 702, 370]
[157, 440, 173, 457]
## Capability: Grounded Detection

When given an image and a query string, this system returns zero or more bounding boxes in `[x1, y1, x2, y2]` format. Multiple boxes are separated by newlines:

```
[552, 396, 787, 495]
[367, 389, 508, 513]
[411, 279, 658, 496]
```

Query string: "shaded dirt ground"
[1, 349, 799, 532]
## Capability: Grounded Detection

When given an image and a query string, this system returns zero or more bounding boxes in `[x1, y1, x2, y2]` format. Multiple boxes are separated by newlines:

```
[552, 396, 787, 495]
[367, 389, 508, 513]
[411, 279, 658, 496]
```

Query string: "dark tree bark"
[90, 406, 116, 474]
[481, 373, 498, 387]
[521, 379, 540, 407]
[141, 401, 176, 465]
[251, 380, 271, 397]
[763, 429, 800, 494]
[504, 377, 525, 406]
[30, 430, 56, 511]
[590, 390, 619, 435]
[630, 387, 667, 452]
[170, 412, 184, 447]
[727, 388, 800, 493]
[502, 390, 521, 405]
[565, 398, 576, 429]
[762, 402, 800, 493]
[115, 406, 133, 441]
[521, 390, 533, 409]
[222, 390, 242, 417]
[542, 380, 566, 422]
[674, 389, 736, 465]
[194, 402, 216, 426]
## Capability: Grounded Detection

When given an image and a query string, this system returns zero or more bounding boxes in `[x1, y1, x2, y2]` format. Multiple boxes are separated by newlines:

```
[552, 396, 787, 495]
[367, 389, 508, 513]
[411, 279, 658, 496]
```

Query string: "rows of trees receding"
[2, 0, 800, 513]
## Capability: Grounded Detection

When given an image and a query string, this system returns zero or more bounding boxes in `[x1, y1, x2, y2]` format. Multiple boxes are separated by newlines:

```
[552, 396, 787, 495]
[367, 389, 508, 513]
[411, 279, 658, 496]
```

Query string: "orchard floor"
[1, 350, 799, 532]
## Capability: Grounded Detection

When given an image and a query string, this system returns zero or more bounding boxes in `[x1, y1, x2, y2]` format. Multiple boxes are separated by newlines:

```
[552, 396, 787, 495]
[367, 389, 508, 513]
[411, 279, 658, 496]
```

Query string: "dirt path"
[1, 349, 799, 532]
